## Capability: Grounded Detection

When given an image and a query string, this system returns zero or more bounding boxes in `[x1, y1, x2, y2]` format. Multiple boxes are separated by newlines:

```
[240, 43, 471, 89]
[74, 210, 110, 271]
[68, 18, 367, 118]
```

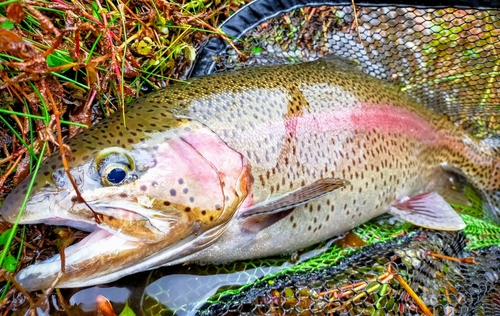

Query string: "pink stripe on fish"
[287, 104, 439, 144]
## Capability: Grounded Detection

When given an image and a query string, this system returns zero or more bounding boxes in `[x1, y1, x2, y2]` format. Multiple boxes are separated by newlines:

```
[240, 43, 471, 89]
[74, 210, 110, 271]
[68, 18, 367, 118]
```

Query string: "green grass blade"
[50, 72, 89, 90]
[0, 115, 39, 162]
[0, 109, 88, 128]
[0, 142, 47, 271]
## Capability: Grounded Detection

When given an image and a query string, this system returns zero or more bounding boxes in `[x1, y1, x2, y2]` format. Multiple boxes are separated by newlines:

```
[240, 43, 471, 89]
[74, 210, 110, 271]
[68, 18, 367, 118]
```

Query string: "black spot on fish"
[151, 181, 158, 186]
[189, 197, 195, 203]
[163, 201, 171, 206]
[210, 216, 214, 221]
[170, 189, 176, 196]
[178, 178, 184, 185]
[183, 188, 188, 194]
[140, 185, 147, 191]
[120, 193, 128, 198]
[184, 207, 191, 213]
[215, 204, 221, 210]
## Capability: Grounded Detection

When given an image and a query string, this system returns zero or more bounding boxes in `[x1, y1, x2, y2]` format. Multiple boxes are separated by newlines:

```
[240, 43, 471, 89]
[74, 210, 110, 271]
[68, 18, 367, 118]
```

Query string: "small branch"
[394, 274, 433, 316]
[426, 252, 477, 265]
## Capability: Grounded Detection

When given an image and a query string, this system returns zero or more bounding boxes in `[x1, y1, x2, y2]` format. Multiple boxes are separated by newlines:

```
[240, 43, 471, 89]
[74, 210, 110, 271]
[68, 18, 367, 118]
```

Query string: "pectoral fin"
[390, 192, 466, 231]
[240, 178, 349, 232]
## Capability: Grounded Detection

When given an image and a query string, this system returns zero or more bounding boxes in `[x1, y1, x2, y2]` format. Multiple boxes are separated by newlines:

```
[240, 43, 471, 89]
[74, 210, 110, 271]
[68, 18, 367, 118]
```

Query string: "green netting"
[197, 230, 500, 315]
[461, 214, 500, 249]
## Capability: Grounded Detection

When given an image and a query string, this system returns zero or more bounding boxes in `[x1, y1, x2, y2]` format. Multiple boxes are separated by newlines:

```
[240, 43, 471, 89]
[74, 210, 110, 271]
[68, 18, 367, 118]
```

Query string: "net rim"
[191, 0, 500, 77]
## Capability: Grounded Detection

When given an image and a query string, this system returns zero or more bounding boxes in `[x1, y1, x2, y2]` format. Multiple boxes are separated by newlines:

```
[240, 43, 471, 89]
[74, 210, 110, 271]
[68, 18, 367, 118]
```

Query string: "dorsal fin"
[319, 55, 363, 72]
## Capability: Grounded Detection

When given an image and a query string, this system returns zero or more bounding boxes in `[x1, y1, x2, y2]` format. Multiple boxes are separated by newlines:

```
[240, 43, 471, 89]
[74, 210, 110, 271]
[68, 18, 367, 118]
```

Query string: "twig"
[188, 15, 246, 60]
[41, 79, 101, 223]
[55, 289, 71, 316]
[393, 274, 433, 316]
[426, 252, 477, 265]
[0, 155, 22, 189]
[350, 0, 362, 43]
[5, 274, 36, 311]
[33, 241, 67, 309]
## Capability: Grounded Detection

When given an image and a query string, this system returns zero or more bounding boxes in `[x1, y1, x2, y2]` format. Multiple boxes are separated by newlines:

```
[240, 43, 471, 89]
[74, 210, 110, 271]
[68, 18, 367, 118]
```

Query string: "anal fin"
[390, 192, 466, 231]
[240, 177, 349, 232]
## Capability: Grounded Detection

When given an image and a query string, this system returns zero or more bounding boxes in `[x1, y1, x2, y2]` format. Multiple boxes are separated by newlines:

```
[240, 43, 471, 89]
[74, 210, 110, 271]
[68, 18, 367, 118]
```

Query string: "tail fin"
[480, 137, 500, 224]
[480, 189, 500, 224]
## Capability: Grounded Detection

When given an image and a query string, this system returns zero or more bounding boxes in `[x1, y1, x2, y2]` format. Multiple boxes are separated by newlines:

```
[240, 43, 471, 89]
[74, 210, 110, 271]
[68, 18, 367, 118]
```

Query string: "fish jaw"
[1, 119, 251, 290]
[15, 219, 230, 290]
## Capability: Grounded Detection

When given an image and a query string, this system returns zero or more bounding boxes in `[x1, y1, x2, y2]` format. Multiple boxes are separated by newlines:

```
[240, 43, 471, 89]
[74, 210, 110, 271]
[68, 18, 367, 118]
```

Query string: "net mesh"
[198, 231, 500, 316]
[199, 4, 500, 138]
[143, 2, 500, 315]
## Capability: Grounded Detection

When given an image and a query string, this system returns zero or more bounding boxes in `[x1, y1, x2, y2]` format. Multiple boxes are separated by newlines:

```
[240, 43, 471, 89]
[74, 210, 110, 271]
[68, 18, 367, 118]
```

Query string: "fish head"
[1, 115, 250, 289]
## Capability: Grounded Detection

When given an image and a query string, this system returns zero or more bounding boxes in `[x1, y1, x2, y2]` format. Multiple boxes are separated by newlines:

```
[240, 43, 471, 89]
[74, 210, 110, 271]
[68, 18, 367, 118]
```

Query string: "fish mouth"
[15, 229, 118, 290]
[15, 217, 229, 291]
[80, 200, 181, 243]
[8, 195, 231, 291]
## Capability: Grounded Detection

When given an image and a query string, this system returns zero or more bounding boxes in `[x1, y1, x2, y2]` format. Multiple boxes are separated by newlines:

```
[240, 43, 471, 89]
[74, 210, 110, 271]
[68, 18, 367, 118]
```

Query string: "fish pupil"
[107, 168, 126, 184]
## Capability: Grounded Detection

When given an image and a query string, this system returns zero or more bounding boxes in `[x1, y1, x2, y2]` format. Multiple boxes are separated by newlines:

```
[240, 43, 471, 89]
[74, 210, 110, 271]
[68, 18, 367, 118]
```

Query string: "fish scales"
[2, 57, 499, 290]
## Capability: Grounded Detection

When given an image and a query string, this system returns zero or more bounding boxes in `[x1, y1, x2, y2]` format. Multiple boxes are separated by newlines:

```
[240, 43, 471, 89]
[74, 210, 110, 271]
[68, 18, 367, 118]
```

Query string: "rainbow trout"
[2, 57, 500, 291]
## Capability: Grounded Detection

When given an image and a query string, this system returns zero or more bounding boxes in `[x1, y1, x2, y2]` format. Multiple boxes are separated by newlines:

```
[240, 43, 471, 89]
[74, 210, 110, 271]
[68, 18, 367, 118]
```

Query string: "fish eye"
[95, 147, 135, 186]
[104, 165, 128, 185]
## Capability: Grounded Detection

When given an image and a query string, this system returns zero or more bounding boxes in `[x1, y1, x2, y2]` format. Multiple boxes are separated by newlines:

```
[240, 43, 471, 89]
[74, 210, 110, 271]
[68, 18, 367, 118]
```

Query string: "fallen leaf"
[0, 29, 41, 59]
[13, 155, 31, 186]
[6, 2, 25, 24]
[96, 295, 116, 316]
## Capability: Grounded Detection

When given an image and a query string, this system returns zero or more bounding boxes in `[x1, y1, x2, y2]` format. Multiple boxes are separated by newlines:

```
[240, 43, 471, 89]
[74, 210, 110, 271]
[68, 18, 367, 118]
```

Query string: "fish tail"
[479, 137, 500, 224]
[480, 189, 500, 224]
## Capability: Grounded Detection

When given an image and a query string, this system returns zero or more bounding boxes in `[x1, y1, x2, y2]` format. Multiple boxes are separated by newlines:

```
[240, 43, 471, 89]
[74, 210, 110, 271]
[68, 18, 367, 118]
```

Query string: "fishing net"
[193, 0, 500, 138]
[140, 1, 500, 315]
